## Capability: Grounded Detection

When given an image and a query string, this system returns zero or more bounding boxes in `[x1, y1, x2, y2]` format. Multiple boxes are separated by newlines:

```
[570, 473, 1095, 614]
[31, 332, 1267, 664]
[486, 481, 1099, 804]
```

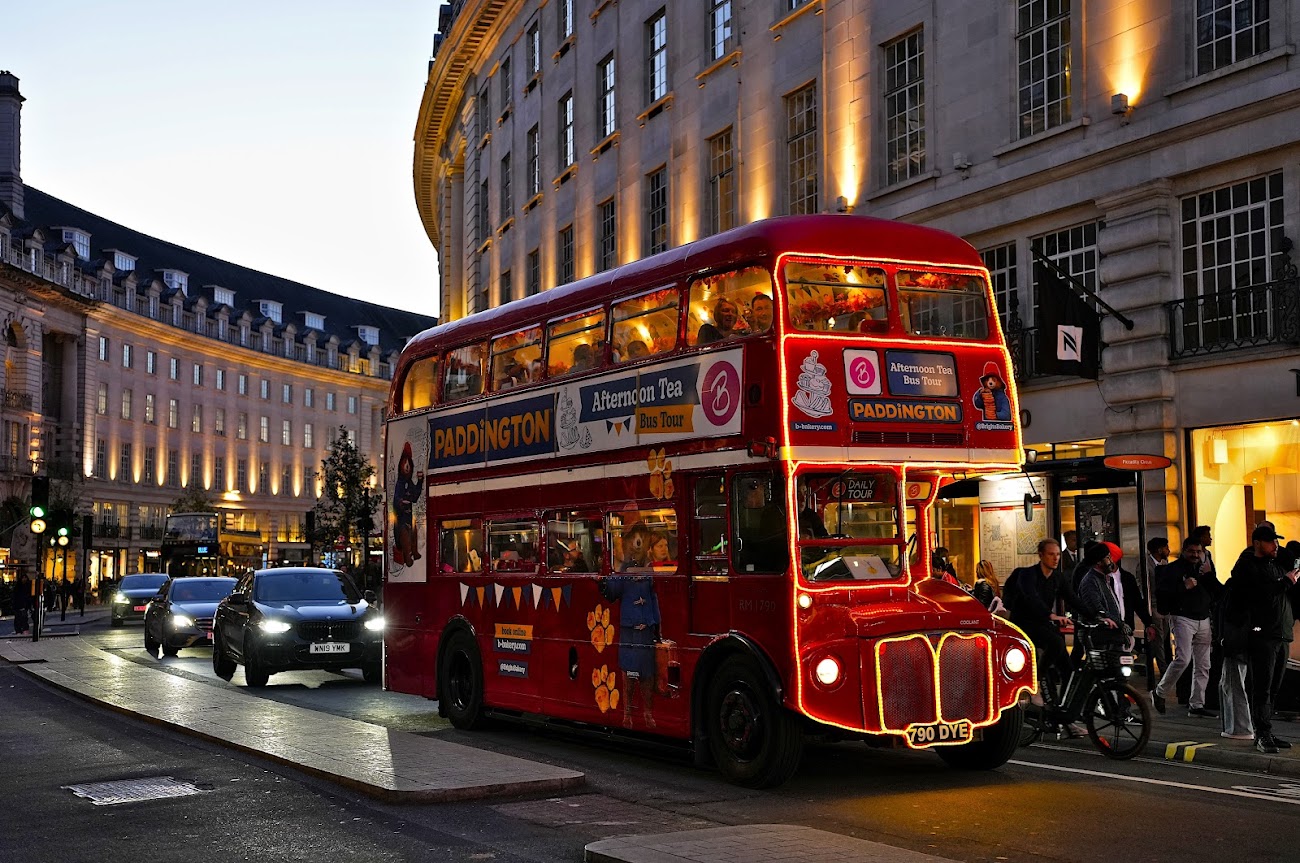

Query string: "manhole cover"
[63, 776, 210, 805]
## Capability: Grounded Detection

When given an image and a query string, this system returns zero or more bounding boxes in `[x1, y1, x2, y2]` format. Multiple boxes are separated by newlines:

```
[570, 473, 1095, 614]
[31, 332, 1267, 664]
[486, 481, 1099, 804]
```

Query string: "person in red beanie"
[1100, 542, 1157, 655]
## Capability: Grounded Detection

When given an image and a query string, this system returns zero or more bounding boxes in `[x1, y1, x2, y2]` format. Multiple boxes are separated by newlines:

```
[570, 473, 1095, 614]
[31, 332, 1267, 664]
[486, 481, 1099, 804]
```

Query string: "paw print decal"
[648, 448, 673, 500]
[592, 664, 620, 714]
[587, 604, 613, 653]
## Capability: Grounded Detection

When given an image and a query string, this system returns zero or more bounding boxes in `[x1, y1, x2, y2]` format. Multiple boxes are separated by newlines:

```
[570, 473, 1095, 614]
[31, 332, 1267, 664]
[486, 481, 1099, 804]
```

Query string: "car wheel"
[111, 616, 123, 628]
[439, 630, 486, 729]
[144, 628, 160, 658]
[162, 645, 180, 658]
[705, 654, 803, 788]
[362, 662, 382, 685]
[212, 632, 236, 681]
[243, 648, 270, 688]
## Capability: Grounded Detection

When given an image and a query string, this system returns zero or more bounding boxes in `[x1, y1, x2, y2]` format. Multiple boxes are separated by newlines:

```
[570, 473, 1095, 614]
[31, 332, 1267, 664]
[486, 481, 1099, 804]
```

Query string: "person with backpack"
[1233, 524, 1300, 754]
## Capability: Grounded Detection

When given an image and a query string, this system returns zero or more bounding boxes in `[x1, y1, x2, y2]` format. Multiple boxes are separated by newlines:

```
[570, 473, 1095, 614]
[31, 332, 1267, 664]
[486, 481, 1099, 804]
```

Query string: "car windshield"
[121, 574, 168, 591]
[170, 579, 237, 602]
[253, 571, 360, 604]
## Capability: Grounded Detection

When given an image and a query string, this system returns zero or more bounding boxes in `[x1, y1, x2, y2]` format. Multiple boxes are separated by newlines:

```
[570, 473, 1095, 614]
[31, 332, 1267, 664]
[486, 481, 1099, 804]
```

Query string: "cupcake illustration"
[791, 350, 834, 418]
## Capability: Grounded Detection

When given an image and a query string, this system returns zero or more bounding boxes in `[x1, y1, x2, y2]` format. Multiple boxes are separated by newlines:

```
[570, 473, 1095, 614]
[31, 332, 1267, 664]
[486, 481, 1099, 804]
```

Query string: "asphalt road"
[6, 618, 1300, 862]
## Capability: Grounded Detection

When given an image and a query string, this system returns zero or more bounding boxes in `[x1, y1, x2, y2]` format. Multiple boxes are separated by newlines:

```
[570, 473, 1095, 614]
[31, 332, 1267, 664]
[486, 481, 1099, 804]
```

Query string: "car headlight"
[258, 619, 292, 633]
[814, 656, 841, 686]
[1004, 646, 1028, 675]
[364, 616, 386, 632]
[113, 593, 128, 604]
[171, 614, 193, 628]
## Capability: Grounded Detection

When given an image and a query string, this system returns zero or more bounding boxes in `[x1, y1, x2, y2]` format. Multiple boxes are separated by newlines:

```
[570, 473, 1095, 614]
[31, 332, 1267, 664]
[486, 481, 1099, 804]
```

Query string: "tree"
[308, 427, 382, 585]
[170, 486, 218, 514]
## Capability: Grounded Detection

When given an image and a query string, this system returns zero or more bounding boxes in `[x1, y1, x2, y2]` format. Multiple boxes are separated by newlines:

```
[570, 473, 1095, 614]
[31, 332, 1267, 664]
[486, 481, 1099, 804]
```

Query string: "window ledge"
[1164, 44, 1295, 98]
[636, 92, 674, 125]
[770, 0, 823, 35]
[696, 48, 741, 83]
[478, 131, 491, 149]
[497, 217, 515, 237]
[524, 193, 544, 213]
[476, 237, 493, 254]
[590, 0, 615, 24]
[497, 104, 512, 125]
[553, 35, 575, 62]
[992, 115, 1090, 158]
[590, 130, 620, 157]
[553, 164, 578, 188]
[864, 169, 941, 202]
[524, 72, 541, 95]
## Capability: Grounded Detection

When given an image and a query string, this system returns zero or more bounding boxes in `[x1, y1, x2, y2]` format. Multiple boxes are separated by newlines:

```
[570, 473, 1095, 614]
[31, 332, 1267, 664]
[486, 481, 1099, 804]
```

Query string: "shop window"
[442, 343, 485, 402]
[439, 519, 483, 573]
[547, 307, 606, 377]
[490, 326, 544, 391]
[609, 507, 677, 573]
[401, 356, 438, 412]
[785, 261, 888, 334]
[687, 266, 775, 345]
[546, 513, 604, 573]
[488, 519, 540, 573]
[612, 286, 679, 362]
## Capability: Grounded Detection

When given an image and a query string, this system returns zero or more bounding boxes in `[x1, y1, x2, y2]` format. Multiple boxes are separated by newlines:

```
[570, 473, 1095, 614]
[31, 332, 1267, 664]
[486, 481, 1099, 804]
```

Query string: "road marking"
[1181, 742, 1217, 762]
[1164, 740, 1199, 760]
[1008, 760, 1300, 806]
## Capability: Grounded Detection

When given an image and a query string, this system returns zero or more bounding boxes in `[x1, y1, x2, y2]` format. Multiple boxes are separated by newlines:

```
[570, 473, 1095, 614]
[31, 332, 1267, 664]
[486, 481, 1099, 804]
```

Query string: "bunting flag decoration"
[459, 583, 469, 606]
[511, 586, 522, 609]
[532, 583, 543, 609]
[561, 584, 572, 607]
[606, 417, 633, 435]
[475, 586, 486, 607]
[551, 586, 563, 609]
[494, 583, 506, 607]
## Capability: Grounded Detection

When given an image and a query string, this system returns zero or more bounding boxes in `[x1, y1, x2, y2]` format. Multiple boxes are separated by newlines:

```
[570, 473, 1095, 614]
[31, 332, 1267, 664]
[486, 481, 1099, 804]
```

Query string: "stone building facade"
[0, 71, 437, 589]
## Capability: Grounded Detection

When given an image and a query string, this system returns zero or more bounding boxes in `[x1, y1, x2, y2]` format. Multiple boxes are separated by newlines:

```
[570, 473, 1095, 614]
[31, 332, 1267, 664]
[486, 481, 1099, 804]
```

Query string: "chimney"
[0, 71, 24, 220]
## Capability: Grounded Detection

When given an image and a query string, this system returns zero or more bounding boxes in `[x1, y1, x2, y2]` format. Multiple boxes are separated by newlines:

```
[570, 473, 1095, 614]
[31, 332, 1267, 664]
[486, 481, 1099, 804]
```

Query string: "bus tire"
[439, 630, 486, 730]
[212, 634, 236, 681]
[244, 650, 270, 688]
[936, 705, 1023, 770]
[705, 654, 802, 788]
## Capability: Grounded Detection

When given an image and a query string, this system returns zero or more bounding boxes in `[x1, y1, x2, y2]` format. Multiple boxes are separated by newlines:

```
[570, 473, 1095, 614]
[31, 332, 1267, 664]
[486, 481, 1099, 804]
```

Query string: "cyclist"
[1005, 539, 1090, 708]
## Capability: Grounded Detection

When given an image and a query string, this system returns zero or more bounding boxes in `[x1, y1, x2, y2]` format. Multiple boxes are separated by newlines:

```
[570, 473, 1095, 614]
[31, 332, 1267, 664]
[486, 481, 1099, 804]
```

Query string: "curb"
[1040, 730, 1300, 778]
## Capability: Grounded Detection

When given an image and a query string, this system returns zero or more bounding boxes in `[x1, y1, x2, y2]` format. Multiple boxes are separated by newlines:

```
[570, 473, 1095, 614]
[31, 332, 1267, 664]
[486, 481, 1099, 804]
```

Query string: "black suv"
[211, 567, 383, 687]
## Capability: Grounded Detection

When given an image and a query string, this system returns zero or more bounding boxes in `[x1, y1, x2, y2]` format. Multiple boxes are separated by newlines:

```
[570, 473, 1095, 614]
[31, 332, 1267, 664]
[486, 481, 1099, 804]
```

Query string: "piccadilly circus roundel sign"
[1103, 454, 1173, 471]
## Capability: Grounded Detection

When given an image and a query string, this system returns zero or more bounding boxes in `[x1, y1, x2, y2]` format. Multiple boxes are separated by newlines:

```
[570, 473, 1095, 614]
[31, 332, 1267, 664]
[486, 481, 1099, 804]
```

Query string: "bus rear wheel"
[440, 631, 486, 730]
[705, 654, 802, 788]
[936, 705, 1023, 770]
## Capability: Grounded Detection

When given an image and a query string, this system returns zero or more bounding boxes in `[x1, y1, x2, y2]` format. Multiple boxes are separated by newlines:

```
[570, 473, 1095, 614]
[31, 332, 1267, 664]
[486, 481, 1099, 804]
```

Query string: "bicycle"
[1018, 620, 1152, 760]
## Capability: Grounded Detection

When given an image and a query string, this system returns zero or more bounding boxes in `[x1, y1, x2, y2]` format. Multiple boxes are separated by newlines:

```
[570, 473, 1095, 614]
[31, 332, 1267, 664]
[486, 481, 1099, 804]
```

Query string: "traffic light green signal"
[30, 475, 49, 534]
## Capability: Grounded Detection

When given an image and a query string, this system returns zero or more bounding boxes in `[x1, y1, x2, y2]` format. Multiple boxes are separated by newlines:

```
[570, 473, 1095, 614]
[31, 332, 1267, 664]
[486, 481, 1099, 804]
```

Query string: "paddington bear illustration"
[972, 361, 1011, 421]
[392, 441, 424, 567]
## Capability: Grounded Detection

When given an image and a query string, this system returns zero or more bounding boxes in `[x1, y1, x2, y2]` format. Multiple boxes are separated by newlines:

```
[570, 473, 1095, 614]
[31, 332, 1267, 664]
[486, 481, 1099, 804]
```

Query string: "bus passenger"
[554, 539, 595, 573]
[738, 476, 789, 572]
[626, 340, 649, 360]
[750, 293, 774, 333]
[697, 298, 739, 344]
[648, 532, 673, 567]
[572, 343, 594, 371]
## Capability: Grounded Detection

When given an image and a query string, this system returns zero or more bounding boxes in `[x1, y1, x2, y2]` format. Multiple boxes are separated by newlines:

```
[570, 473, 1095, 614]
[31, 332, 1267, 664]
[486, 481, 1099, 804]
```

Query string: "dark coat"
[1230, 548, 1299, 643]
[1155, 557, 1221, 620]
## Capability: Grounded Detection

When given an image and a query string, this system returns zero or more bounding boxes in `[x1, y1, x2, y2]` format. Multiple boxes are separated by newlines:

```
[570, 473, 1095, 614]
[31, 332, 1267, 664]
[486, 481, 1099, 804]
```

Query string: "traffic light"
[29, 475, 49, 534]
[55, 511, 70, 547]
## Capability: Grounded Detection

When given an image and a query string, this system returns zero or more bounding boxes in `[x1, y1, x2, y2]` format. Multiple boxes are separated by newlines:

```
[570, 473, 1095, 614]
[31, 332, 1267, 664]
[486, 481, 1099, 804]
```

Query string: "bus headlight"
[258, 619, 292, 634]
[171, 614, 193, 629]
[814, 656, 841, 686]
[364, 616, 386, 631]
[1004, 646, 1027, 675]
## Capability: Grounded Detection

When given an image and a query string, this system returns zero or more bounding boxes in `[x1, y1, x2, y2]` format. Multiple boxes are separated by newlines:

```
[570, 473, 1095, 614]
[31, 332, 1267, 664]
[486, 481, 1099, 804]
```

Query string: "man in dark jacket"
[1234, 524, 1299, 754]
[1005, 539, 1083, 698]
[1152, 538, 1222, 717]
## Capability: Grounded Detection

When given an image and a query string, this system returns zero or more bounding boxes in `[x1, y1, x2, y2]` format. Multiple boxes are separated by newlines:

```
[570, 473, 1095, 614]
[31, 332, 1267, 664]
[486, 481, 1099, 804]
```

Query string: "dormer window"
[61, 229, 91, 260]
[302, 311, 325, 331]
[111, 251, 136, 272]
[213, 286, 236, 307]
[355, 325, 380, 346]
[161, 269, 189, 295]
[258, 300, 283, 324]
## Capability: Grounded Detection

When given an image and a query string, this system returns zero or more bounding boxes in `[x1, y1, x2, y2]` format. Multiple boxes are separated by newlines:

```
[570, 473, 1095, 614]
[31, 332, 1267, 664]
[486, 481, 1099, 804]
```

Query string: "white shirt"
[1109, 570, 1125, 612]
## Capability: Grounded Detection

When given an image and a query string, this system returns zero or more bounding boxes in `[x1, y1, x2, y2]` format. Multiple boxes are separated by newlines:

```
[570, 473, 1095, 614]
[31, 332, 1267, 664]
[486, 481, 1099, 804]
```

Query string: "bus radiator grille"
[851, 431, 964, 447]
[296, 621, 362, 641]
[938, 636, 993, 725]
[877, 636, 937, 730]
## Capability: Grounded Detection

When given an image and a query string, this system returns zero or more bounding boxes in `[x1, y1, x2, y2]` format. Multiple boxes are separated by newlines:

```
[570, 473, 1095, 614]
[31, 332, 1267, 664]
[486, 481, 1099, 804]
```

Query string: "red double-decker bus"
[383, 215, 1036, 787]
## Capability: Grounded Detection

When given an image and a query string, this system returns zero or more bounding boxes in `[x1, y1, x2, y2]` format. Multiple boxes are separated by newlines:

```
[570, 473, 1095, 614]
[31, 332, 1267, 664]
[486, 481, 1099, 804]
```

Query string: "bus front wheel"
[705, 654, 802, 788]
[440, 631, 486, 730]
[936, 705, 1023, 770]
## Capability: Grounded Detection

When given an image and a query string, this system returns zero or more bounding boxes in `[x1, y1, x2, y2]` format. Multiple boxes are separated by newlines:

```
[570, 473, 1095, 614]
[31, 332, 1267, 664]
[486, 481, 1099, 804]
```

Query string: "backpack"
[1217, 577, 1250, 658]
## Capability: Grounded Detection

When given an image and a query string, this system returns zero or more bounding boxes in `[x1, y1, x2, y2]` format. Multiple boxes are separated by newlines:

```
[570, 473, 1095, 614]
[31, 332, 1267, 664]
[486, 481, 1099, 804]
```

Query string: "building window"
[559, 92, 575, 170]
[119, 442, 132, 481]
[646, 9, 668, 104]
[558, 225, 575, 286]
[260, 379, 269, 400]
[237, 412, 248, 440]
[527, 249, 541, 296]
[282, 383, 292, 404]
[347, 395, 358, 415]
[259, 416, 269, 443]
[710, 0, 733, 62]
[189, 452, 202, 489]
[282, 419, 292, 446]
[884, 29, 925, 186]
[169, 357, 179, 380]
[1017, 0, 1071, 138]
[146, 350, 156, 375]
[145, 393, 156, 424]
[192, 362, 203, 386]
[258, 461, 270, 494]
[237, 459, 248, 493]
[98, 336, 109, 362]
[143, 447, 155, 484]
[478, 177, 491, 245]
[599, 198, 617, 271]
[238, 373, 247, 395]
[327, 392, 336, 412]
[707, 128, 736, 236]
[1196, 0, 1269, 75]
[527, 124, 541, 198]
[599, 54, 617, 138]
[559, 0, 574, 39]
[214, 455, 226, 490]
[785, 83, 819, 215]
[498, 270, 512, 308]
[500, 153, 512, 220]
[527, 20, 541, 77]
[97, 383, 108, 415]
[168, 399, 179, 429]
[95, 439, 107, 479]
[122, 344, 133, 368]
[304, 423, 314, 448]
[216, 368, 225, 391]
[192, 404, 203, 433]
[646, 167, 669, 255]
[1031, 221, 1101, 324]
[215, 407, 226, 436]
[305, 387, 314, 408]
[499, 54, 512, 109]
[167, 449, 179, 488]
[981, 243, 1020, 330]
[1178, 172, 1284, 346]
[121, 389, 132, 420]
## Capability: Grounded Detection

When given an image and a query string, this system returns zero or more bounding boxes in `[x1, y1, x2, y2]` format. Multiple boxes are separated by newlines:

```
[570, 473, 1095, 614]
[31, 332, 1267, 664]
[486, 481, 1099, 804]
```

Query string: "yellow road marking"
[1165, 740, 1198, 760]
[1183, 742, 1217, 762]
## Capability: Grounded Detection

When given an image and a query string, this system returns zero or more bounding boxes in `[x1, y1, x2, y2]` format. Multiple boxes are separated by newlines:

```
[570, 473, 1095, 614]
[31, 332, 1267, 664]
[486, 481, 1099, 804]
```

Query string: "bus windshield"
[796, 469, 903, 582]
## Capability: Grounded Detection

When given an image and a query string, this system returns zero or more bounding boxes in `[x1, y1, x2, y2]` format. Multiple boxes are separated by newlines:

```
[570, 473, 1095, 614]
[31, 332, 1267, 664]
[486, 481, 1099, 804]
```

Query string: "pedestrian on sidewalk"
[1152, 538, 1221, 718]
[1233, 524, 1298, 754]
[1217, 561, 1256, 741]
[12, 572, 32, 634]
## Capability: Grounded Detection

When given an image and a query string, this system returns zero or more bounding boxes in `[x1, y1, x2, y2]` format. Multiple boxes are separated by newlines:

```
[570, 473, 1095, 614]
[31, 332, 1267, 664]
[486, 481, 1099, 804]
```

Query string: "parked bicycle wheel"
[1084, 681, 1151, 759]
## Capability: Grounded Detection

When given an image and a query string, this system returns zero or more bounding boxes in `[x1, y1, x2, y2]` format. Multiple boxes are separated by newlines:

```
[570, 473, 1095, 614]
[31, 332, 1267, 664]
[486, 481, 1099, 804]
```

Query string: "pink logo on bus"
[701, 361, 740, 426]
[843, 350, 882, 396]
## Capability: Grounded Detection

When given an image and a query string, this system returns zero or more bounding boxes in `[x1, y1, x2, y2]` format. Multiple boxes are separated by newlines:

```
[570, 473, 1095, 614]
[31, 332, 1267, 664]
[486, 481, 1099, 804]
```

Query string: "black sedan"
[143, 576, 237, 657]
[211, 567, 383, 687]
[110, 573, 169, 627]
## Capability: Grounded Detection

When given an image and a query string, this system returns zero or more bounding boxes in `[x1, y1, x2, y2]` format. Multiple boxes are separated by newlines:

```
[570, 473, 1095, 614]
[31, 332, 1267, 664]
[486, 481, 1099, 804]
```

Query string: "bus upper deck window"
[784, 262, 888, 333]
[687, 266, 774, 346]
[442, 343, 485, 401]
[490, 326, 543, 391]
[612, 287, 679, 362]
[401, 356, 438, 411]
[896, 270, 989, 340]
[547, 308, 606, 378]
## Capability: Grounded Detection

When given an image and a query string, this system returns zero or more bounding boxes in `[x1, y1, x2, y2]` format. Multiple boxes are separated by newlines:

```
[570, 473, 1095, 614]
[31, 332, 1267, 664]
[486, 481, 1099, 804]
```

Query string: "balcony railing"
[1167, 274, 1299, 360]
[1, 389, 33, 410]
